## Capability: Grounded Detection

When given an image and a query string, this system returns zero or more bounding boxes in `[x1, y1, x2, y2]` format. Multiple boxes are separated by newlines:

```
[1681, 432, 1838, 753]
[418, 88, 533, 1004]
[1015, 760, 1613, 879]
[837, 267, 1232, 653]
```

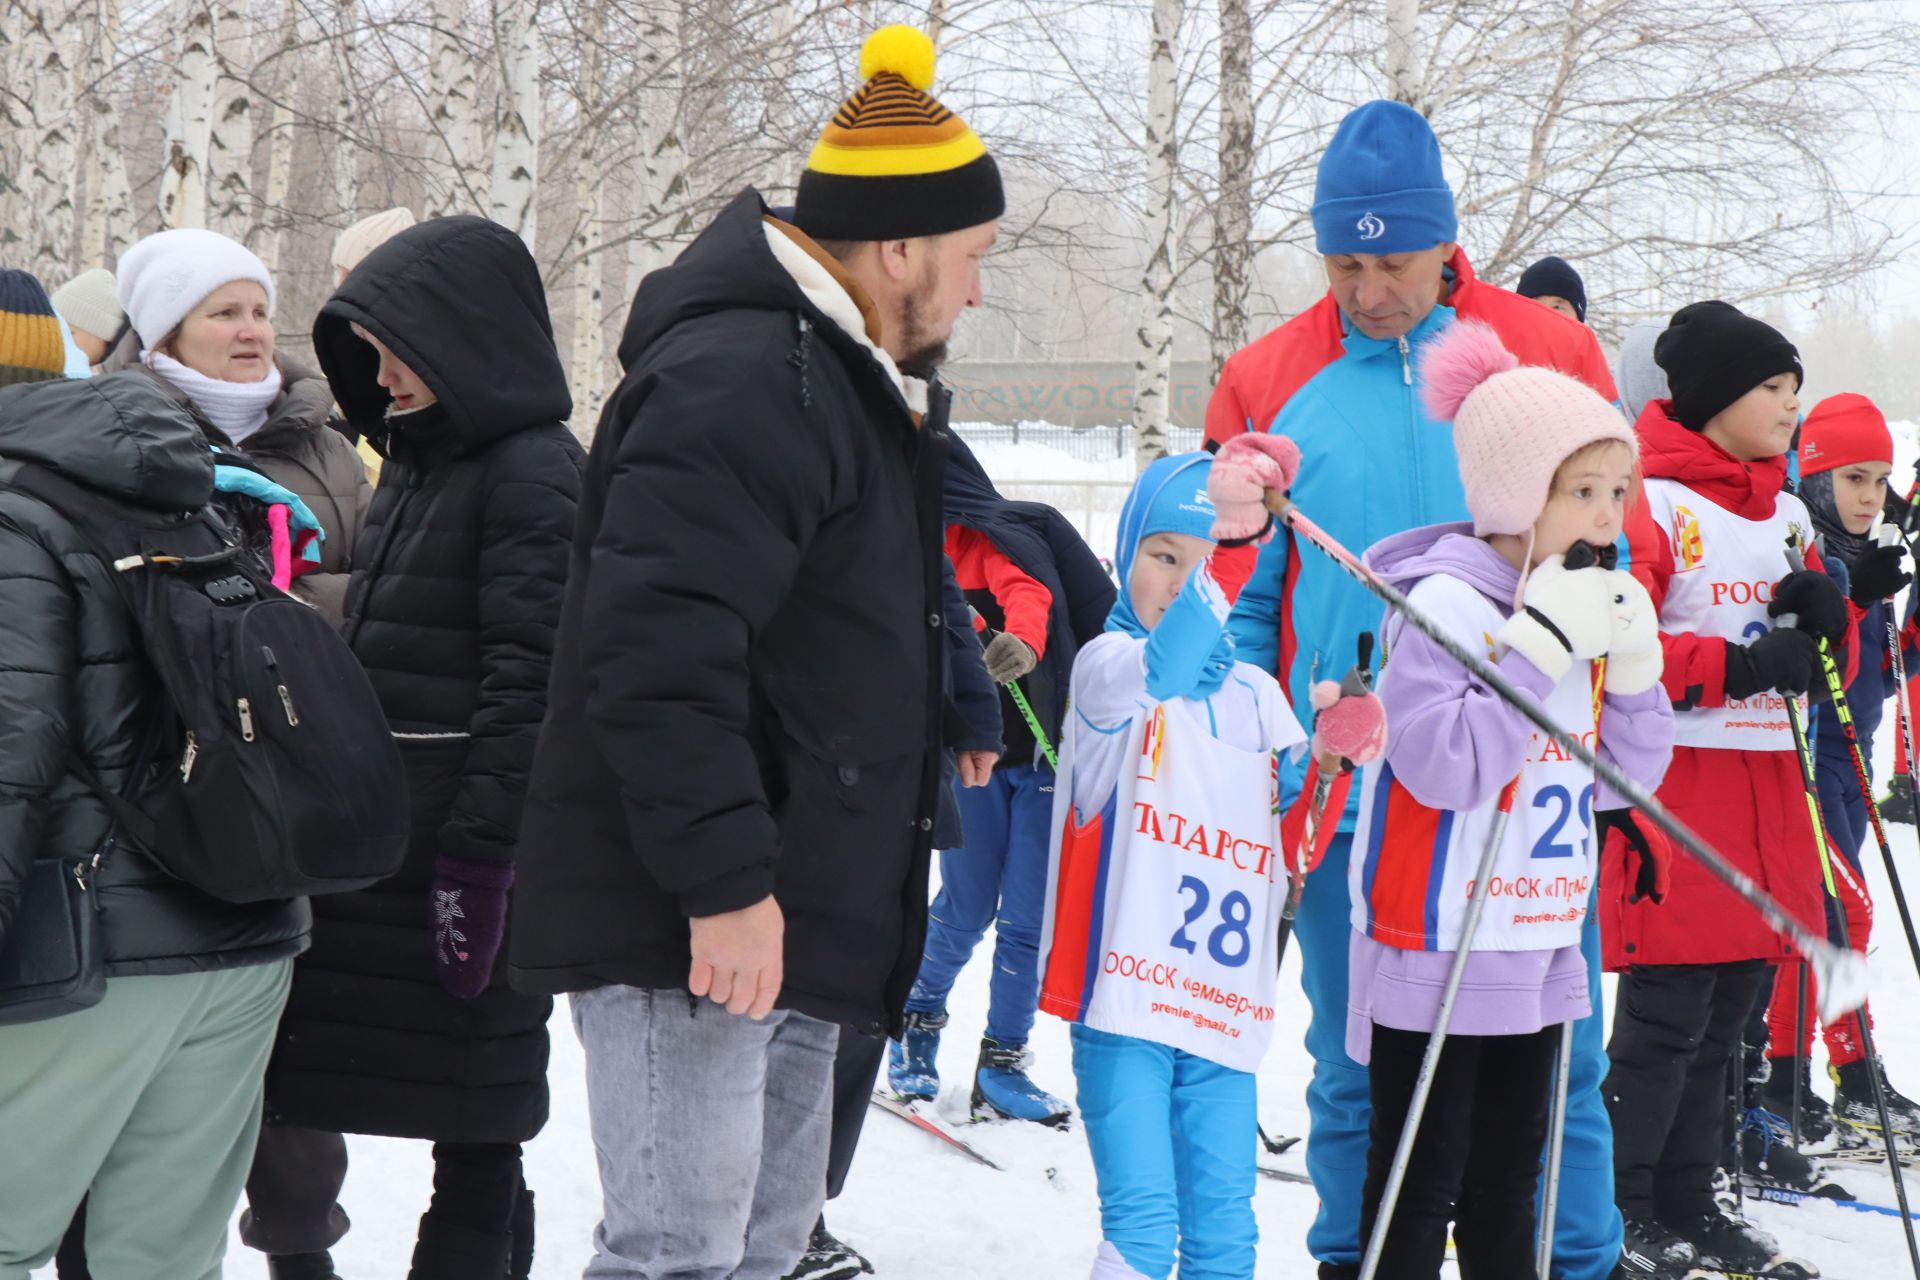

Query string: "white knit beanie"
[117, 229, 275, 350]
[332, 207, 417, 277]
[50, 268, 124, 341]
[1419, 320, 1637, 537]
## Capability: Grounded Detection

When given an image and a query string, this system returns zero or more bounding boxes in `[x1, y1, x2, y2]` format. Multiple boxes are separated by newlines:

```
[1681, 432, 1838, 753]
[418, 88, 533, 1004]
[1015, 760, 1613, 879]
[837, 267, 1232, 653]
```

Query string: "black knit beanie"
[1653, 300, 1802, 432]
[1516, 255, 1586, 322]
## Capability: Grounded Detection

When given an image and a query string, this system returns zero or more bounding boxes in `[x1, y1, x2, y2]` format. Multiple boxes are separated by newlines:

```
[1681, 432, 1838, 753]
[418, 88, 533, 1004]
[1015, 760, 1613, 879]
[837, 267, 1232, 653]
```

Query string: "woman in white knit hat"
[115, 228, 370, 622]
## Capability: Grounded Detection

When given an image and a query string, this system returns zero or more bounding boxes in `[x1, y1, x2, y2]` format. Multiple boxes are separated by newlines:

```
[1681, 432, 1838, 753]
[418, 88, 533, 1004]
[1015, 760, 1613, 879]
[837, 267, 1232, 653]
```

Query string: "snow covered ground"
[63, 425, 1920, 1278]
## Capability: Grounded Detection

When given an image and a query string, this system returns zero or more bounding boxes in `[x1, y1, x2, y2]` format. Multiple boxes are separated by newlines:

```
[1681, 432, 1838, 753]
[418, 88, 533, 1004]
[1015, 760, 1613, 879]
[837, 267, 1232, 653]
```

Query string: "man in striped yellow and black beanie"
[0, 268, 72, 387]
[794, 26, 1004, 242]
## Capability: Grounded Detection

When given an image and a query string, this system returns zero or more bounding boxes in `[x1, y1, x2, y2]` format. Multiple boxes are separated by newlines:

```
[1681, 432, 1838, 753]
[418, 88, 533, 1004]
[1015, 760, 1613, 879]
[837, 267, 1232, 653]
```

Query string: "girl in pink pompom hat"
[1343, 321, 1675, 1278]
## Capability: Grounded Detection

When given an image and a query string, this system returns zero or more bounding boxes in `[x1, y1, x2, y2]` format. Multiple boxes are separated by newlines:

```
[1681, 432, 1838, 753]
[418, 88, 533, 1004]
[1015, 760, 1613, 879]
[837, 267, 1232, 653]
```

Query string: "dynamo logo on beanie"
[1357, 212, 1386, 241]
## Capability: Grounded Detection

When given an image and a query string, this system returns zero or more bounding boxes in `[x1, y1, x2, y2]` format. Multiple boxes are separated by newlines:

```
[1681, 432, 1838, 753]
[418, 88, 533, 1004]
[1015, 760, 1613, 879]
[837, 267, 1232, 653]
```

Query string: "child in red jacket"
[1607, 302, 1840, 1278]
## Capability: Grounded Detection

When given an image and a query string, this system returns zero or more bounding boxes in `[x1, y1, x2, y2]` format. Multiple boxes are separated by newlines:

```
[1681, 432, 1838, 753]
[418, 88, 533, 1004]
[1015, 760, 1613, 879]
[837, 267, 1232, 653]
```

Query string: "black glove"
[1597, 808, 1668, 905]
[1848, 543, 1912, 607]
[1724, 627, 1820, 700]
[1767, 569, 1849, 645]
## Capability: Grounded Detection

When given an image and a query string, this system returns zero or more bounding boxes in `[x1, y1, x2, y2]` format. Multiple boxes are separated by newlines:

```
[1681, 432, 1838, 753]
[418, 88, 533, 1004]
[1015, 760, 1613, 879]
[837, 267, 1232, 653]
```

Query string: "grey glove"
[983, 631, 1038, 684]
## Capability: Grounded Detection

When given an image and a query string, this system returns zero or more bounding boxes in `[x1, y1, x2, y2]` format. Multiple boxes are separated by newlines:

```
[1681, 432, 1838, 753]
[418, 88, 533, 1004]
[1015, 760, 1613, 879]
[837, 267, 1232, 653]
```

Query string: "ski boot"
[1758, 1055, 1838, 1151]
[970, 1037, 1071, 1127]
[1615, 1217, 1699, 1277]
[269, 1256, 344, 1280]
[1834, 1056, 1920, 1149]
[1882, 772, 1918, 825]
[1731, 1117, 1853, 1203]
[782, 1219, 874, 1280]
[886, 1009, 946, 1103]
[1662, 1209, 1819, 1278]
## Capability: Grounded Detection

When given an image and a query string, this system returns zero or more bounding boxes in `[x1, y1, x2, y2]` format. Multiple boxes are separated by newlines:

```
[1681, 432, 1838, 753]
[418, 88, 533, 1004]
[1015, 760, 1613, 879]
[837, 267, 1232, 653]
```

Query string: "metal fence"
[952, 422, 1206, 462]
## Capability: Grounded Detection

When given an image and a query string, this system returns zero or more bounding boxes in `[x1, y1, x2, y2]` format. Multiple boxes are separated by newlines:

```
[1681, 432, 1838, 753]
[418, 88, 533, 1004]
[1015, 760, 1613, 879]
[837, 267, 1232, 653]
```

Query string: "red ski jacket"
[1605, 405, 1828, 968]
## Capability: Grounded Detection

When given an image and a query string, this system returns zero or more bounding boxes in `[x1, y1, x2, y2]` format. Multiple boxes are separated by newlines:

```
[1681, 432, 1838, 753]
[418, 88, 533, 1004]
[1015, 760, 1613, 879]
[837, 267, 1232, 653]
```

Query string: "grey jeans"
[572, 986, 838, 1280]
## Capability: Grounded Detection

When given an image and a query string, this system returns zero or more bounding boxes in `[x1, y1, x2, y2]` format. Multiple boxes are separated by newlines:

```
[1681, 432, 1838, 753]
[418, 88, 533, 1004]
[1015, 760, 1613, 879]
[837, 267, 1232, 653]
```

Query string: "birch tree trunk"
[81, 0, 136, 266]
[627, 0, 684, 283]
[159, 0, 217, 229]
[1211, 0, 1253, 383]
[569, 0, 605, 430]
[208, 0, 254, 238]
[24, 4, 76, 280]
[428, 0, 482, 217]
[489, 0, 541, 247]
[260, 0, 300, 273]
[927, 0, 948, 50]
[762, 0, 801, 195]
[1131, 0, 1181, 473]
[331, 0, 357, 220]
[1385, 0, 1421, 110]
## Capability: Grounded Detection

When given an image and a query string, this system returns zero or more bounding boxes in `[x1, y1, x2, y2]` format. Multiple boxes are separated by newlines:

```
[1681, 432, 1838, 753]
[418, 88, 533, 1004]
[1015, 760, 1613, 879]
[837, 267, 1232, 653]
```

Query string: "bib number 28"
[1169, 875, 1253, 967]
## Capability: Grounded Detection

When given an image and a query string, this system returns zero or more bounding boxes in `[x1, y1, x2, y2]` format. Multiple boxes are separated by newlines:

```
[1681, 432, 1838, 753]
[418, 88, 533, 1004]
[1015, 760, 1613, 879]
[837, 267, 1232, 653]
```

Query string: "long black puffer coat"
[0, 374, 309, 973]
[509, 189, 948, 1040]
[262, 216, 581, 1144]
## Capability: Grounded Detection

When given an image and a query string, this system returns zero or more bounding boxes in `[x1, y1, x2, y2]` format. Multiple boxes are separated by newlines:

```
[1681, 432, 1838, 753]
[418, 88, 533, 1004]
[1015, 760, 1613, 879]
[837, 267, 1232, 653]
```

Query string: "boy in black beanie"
[1607, 300, 1839, 1277]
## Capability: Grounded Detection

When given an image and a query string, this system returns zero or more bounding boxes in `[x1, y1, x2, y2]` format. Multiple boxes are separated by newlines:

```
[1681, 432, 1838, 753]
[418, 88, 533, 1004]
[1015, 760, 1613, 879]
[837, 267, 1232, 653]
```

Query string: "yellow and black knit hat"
[794, 26, 1005, 242]
[0, 269, 68, 387]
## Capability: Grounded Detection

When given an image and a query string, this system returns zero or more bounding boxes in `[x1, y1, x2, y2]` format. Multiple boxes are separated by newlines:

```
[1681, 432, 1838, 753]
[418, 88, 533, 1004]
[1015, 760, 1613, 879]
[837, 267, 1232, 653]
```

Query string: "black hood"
[618, 188, 861, 374]
[0, 373, 214, 511]
[314, 216, 572, 455]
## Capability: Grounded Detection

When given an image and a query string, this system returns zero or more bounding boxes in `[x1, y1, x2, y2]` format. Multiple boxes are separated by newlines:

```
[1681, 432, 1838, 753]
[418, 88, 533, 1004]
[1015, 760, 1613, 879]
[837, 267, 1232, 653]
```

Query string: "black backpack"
[9, 464, 409, 902]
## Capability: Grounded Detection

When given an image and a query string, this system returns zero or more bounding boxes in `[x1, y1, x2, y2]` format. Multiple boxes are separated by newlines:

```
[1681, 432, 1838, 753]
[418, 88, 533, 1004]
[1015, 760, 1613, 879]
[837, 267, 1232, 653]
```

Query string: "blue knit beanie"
[1312, 100, 1457, 256]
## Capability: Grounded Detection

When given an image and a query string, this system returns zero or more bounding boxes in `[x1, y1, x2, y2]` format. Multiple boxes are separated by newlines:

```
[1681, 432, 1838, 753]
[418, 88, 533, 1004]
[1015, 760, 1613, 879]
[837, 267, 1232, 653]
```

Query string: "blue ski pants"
[905, 765, 1053, 1045]
[1070, 1023, 1258, 1280]
[1299, 833, 1620, 1278]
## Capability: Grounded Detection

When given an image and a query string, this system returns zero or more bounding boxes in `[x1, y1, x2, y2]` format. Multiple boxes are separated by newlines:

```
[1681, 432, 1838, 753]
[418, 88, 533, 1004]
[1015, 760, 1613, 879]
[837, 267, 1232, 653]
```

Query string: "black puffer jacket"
[0, 374, 309, 973]
[262, 216, 581, 1144]
[510, 190, 948, 1039]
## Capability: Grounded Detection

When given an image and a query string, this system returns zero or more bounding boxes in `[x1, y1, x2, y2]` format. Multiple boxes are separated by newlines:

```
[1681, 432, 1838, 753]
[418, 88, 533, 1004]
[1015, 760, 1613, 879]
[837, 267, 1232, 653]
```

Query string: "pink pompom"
[1311, 689, 1388, 765]
[1417, 319, 1519, 424]
[1309, 679, 1341, 712]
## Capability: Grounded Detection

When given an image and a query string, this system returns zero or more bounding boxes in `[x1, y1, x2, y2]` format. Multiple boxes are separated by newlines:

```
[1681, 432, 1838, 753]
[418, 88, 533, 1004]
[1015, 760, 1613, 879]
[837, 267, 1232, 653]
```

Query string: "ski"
[867, 1093, 1004, 1171]
[1746, 1178, 1919, 1220]
[1256, 1164, 1312, 1185]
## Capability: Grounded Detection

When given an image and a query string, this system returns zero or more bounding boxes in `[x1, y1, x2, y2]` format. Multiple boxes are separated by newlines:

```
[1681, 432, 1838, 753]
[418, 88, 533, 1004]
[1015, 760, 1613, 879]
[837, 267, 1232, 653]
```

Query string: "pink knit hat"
[1420, 320, 1636, 536]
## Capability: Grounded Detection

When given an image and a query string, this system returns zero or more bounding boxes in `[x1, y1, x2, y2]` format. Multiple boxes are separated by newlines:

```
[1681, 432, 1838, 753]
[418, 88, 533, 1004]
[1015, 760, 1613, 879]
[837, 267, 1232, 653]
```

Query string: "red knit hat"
[1799, 392, 1892, 476]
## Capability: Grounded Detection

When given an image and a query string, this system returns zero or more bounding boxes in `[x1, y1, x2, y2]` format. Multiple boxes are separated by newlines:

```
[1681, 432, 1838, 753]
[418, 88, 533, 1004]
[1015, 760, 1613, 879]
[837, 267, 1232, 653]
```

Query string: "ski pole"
[1259, 490, 1869, 1017]
[1276, 633, 1376, 970]
[1359, 776, 1521, 1280]
[1779, 544, 1920, 1278]
[1793, 965, 1808, 1149]
[1883, 524, 1920, 837]
[966, 608, 1060, 770]
[1536, 1018, 1573, 1280]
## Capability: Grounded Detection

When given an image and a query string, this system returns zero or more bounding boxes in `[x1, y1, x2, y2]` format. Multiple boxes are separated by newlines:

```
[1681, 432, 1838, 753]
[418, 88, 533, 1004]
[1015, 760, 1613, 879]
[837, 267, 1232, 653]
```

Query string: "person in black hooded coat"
[257, 216, 582, 1280]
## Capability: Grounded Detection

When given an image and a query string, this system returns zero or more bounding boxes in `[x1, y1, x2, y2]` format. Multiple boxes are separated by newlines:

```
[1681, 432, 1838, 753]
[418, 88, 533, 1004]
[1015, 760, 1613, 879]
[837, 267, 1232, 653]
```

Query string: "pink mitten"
[1309, 679, 1387, 765]
[1207, 433, 1302, 544]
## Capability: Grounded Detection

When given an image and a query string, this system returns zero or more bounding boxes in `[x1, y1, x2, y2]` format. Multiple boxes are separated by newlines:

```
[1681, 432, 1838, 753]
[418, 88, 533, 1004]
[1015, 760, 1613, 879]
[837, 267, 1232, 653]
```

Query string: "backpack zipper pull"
[181, 732, 198, 782]
[262, 646, 299, 726]
[238, 697, 255, 742]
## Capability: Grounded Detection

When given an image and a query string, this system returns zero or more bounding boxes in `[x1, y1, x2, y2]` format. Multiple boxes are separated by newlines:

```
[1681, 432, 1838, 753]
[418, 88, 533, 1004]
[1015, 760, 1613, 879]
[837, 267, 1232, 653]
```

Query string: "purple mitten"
[431, 856, 514, 999]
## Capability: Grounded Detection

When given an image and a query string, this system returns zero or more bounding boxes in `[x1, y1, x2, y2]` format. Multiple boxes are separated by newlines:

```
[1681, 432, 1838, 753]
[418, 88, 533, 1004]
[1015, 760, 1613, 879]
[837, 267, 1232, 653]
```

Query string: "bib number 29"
[1530, 784, 1594, 859]
[1169, 875, 1253, 967]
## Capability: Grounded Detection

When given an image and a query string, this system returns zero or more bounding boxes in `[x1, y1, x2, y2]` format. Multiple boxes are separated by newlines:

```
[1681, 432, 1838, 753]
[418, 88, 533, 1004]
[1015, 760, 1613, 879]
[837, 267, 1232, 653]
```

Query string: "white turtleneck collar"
[146, 350, 283, 444]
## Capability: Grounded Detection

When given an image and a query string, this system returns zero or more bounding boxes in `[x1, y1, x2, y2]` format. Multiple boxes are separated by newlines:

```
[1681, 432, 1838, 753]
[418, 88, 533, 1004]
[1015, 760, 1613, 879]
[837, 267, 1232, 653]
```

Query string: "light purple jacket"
[1346, 523, 1675, 1062]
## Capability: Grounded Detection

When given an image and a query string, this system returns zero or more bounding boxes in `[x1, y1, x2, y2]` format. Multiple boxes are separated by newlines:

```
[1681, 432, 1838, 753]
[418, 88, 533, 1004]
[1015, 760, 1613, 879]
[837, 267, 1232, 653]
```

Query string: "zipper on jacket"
[238, 697, 255, 742]
[1403, 334, 1423, 517]
[262, 645, 298, 726]
[1397, 336, 1412, 386]
[181, 732, 198, 782]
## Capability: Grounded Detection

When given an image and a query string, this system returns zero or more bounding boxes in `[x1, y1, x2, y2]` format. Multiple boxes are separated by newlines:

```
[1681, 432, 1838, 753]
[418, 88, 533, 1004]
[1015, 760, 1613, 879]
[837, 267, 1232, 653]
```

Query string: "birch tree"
[1210, 0, 1253, 380]
[258, 0, 300, 270]
[79, 0, 136, 268]
[427, 0, 483, 217]
[625, 0, 685, 284]
[207, 0, 254, 238]
[159, 0, 217, 229]
[489, 0, 541, 246]
[1384, 0, 1421, 110]
[331, 0, 357, 220]
[1131, 0, 1181, 472]
[22, 2, 76, 280]
[569, 0, 606, 425]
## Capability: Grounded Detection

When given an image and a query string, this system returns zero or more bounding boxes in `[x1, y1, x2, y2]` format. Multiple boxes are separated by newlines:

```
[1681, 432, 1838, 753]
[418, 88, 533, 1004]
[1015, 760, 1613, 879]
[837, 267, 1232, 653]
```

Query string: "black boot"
[406, 1215, 511, 1280]
[1882, 772, 1918, 825]
[507, 1186, 534, 1280]
[1759, 1054, 1837, 1149]
[270, 1253, 345, 1280]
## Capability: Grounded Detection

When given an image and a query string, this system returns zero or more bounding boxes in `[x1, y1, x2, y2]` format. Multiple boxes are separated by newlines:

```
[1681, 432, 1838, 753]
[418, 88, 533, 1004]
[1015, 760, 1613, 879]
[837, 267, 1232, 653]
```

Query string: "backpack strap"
[65, 752, 162, 856]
